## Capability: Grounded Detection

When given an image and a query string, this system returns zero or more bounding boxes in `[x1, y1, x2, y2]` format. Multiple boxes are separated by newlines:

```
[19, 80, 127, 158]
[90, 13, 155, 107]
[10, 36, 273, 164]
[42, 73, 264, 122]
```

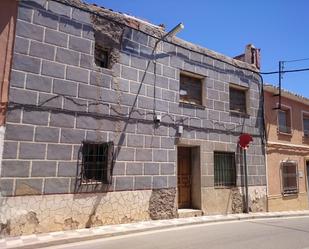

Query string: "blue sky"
[88, 0, 309, 98]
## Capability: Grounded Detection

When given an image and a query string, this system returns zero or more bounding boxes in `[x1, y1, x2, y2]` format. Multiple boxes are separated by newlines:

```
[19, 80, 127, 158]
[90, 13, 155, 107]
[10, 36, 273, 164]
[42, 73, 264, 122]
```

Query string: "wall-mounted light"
[177, 125, 183, 135]
[154, 114, 161, 124]
[163, 22, 184, 40]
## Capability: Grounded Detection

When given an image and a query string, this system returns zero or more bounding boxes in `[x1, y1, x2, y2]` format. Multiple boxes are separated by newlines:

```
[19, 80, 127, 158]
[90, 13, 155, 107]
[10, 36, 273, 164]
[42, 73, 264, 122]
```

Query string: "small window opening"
[95, 44, 109, 68]
[303, 114, 309, 137]
[81, 141, 113, 184]
[229, 86, 247, 114]
[179, 73, 203, 105]
[278, 109, 291, 134]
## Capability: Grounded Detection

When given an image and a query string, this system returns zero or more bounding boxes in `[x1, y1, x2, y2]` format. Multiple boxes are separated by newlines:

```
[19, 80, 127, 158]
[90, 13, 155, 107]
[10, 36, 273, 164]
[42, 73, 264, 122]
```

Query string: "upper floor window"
[303, 113, 309, 137]
[278, 108, 291, 134]
[229, 85, 248, 114]
[179, 72, 204, 106]
[281, 161, 298, 195]
[95, 44, 109, 68]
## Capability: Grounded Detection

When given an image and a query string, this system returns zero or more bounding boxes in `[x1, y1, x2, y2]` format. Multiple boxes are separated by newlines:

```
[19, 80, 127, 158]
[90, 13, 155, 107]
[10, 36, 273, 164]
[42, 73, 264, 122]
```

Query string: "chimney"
[234, 44, 261, 69]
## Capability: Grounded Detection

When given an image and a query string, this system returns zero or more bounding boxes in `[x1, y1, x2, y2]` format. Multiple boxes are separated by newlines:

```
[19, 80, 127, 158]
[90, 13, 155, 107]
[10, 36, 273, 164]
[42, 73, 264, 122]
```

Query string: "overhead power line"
[261, 67, 309, 75]
[282, 58, 309, 63]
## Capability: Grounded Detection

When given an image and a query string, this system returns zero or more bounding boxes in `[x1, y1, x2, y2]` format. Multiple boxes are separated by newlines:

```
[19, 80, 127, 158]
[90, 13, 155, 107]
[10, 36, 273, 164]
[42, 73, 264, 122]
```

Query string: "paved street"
[45, 217, 309, 249]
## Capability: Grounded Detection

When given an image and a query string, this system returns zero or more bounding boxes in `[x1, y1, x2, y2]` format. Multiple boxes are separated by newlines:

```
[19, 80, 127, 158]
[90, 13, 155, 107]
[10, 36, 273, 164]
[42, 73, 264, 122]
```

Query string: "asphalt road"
[46, 216, 309, 249]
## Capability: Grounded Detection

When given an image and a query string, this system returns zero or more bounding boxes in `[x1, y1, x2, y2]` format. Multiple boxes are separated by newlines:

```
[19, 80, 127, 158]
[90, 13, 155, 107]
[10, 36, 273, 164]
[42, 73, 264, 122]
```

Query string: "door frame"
[305, 158, 309, 200]
[176, 145, 201, 210]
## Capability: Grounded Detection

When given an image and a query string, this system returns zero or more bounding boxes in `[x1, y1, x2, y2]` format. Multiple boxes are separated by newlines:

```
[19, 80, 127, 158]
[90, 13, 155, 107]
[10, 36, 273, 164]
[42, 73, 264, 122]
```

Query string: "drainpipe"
[244, 149, 249, 213]
[265, 149, 269, 212]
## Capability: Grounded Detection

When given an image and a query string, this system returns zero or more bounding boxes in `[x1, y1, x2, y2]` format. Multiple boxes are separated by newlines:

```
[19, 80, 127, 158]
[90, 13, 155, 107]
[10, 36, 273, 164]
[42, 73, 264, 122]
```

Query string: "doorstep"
[178, 208, 203, 218]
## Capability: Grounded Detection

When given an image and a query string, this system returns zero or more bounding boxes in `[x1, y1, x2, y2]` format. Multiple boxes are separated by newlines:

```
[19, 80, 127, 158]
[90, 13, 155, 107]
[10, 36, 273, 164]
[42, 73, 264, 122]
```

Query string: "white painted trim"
[267, 141, 309, 149]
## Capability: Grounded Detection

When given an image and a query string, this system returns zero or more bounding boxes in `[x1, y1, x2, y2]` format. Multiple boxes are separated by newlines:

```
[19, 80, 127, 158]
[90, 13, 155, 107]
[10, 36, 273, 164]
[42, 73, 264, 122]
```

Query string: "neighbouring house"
[0, 0, 266, 236]
[264, 85, 309, 211]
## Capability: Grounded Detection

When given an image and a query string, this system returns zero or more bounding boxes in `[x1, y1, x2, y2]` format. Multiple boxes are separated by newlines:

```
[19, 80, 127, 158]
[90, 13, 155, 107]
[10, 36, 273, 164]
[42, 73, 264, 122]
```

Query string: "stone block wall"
[0, 0, 266, 233]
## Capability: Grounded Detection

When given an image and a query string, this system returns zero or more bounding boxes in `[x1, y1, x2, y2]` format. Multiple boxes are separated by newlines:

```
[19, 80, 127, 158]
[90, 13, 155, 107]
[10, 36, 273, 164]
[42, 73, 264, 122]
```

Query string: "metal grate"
[81, 141, 113, 184]
[214, 151, 236, 187]
[282, 162, 298, 195]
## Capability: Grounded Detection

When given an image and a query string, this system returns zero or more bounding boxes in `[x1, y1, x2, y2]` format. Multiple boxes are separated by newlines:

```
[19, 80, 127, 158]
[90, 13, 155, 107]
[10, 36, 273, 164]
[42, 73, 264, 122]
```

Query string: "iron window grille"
[81, 141, 114, 184]
[281, 161, 298, 195]
[214, 151, 236, 187]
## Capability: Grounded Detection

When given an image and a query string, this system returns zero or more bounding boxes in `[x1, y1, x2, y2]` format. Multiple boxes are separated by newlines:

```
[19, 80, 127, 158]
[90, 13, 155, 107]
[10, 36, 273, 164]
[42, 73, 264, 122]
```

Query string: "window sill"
[229, 110, 250, 118]
[282, 192, 298, 197]
[81, 180, 106, 185]
[93, 66, 113, 76]
[277, 131, 292, 136]
[303, 136, 309, 144]
[214, 185, 237, 189]
[179, 101, 205, 110]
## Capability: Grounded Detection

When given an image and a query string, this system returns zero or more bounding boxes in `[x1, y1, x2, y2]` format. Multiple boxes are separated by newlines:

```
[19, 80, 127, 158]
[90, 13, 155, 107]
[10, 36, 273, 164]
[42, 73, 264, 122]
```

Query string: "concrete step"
[178, 209, 203, 218]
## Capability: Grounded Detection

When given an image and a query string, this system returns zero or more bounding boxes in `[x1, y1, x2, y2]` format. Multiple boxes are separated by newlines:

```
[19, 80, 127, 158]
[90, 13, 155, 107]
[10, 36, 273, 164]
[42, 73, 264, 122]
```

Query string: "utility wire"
[261, 67, 309, 75]
[282, 58, 309, 63]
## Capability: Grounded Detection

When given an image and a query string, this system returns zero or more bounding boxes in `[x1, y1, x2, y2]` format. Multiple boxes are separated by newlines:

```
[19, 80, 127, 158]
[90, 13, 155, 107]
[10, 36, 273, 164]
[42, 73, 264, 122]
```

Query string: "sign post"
[238, 133, 253, 213]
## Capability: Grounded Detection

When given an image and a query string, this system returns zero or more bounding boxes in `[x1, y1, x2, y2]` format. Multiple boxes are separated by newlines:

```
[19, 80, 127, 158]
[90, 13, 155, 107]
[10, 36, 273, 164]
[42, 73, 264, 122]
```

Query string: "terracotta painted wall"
[264, 89, 309, 211]
[0, 0, 17, 126]
[264, 90, 309, 145]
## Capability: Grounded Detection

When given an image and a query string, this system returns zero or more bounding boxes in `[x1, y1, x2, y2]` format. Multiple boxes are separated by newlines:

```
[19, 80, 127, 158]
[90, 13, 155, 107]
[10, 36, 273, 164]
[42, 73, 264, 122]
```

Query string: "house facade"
[264, 85, 309, 211]
[0, 0, 266, 236]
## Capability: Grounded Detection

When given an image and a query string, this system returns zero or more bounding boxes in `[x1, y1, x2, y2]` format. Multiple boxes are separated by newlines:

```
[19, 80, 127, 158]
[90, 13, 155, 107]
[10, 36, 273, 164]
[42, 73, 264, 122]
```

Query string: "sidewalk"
[1, 210, 309, 249]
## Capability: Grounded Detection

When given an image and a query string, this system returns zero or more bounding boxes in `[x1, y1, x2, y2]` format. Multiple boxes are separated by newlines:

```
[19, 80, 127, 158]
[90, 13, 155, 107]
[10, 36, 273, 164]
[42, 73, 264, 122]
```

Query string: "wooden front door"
[178, 147, 191, 208]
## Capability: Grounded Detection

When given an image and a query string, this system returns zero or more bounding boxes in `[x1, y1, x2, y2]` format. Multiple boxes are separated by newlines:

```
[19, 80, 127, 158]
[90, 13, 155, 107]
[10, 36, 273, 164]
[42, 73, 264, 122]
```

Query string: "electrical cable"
[282, 58, 309, 63]
[21, 1, 309, 77]
[22, 0, 309, 146]
[261, 67, 309, 75]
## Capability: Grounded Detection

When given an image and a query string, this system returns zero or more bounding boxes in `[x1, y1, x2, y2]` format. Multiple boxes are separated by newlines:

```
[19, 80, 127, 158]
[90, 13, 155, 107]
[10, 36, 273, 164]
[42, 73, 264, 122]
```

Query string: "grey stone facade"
[1, 0, 265, 210]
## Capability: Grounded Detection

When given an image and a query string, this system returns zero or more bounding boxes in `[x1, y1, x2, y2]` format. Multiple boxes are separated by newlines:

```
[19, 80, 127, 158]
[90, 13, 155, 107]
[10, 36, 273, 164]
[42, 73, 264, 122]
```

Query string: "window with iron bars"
[281, 161, 298, 195]
[81, 141, 114, 184]
[214, 151, 236, 187]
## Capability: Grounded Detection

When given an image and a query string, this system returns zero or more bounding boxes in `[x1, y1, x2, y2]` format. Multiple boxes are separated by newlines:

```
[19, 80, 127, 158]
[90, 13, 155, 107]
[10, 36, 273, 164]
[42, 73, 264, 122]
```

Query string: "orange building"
[264, 85, 309, 211]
